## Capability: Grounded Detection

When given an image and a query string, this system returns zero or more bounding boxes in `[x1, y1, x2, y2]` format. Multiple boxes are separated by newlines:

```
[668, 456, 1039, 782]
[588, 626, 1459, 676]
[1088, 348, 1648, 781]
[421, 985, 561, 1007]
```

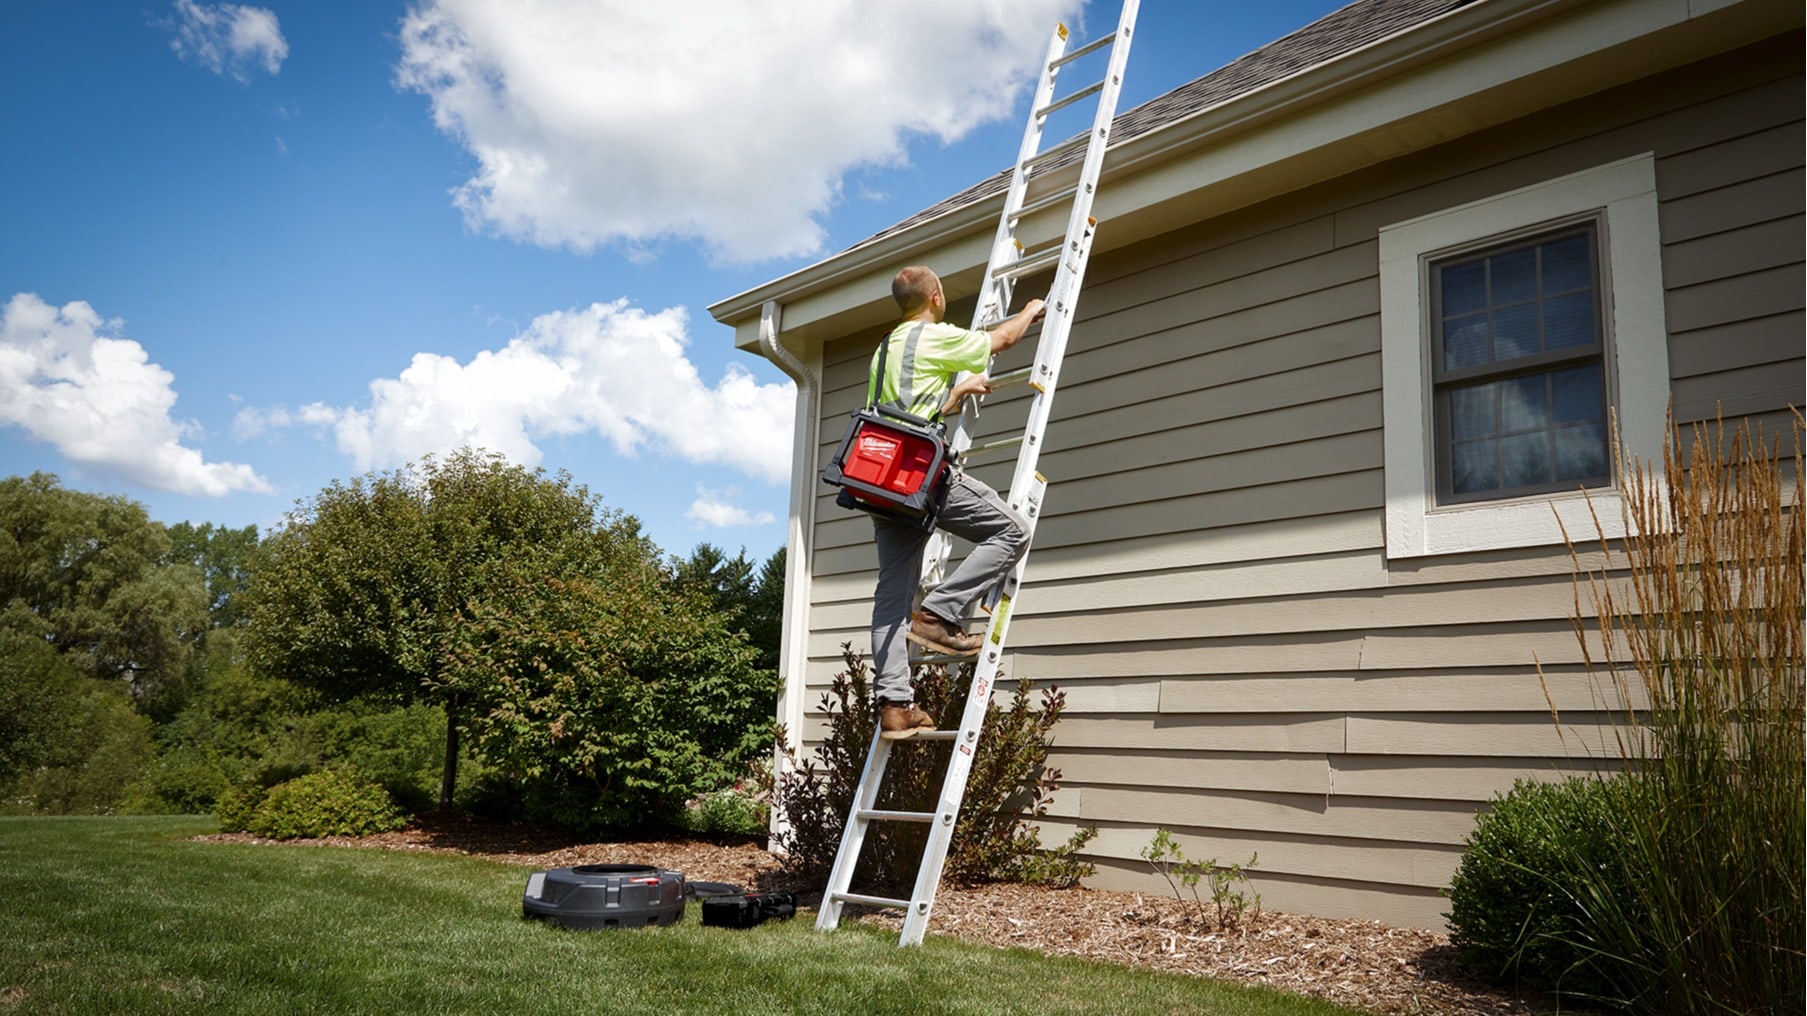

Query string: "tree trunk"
[440, 693, 462, 811]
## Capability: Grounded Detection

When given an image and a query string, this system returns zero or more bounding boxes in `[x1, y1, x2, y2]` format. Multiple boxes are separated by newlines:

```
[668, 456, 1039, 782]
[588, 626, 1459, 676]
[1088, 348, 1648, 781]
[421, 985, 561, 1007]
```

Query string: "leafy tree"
[672, 543, 785, 674]
[0, 473, 209, 709]
[242, 449, 657, 810]
[745, 546, 785, 674]
[0, 626, 156, 815]
[0, 627, 84, 786]
[163, 521, 259, 627]
[670, 543, 755, 608]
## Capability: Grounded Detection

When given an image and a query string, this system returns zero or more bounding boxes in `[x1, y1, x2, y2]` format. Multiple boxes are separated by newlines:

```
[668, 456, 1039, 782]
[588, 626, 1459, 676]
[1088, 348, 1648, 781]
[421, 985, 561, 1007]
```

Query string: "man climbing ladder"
[819, 0, 1139, 947]
[866, 266, 1046, 740]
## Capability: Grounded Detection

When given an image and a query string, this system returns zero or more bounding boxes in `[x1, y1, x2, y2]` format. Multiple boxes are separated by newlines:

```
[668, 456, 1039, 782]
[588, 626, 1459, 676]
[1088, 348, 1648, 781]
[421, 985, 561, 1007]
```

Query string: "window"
[1379, 155, 1671, 558]
[1432, 225, 1609, 503]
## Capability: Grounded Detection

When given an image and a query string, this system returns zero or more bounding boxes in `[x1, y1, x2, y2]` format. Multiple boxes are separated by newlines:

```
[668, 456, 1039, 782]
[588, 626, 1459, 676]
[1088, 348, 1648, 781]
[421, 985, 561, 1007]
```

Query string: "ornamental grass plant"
[1549, 411, 1803, 1013]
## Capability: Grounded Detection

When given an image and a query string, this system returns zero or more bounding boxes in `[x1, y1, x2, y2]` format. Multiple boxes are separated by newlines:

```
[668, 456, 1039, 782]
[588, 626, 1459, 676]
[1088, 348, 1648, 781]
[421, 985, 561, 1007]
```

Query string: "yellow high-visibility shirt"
[867, 321, 989, 421]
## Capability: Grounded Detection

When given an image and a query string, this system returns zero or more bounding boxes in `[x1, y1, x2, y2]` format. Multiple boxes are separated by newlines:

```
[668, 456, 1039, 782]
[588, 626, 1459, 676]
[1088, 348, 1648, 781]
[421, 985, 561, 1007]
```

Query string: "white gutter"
[758, 299, 816, 844]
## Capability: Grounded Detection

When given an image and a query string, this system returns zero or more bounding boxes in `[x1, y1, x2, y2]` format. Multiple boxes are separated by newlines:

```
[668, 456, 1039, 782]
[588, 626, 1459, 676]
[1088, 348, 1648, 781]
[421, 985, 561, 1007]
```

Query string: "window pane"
[1443, 313, 1490, 370]
[1543, 233, 1592, 293]
[1492, 303, 1540, 360]
[1491, 247, 1538, 303]
[1554, 423, 1608, 482]
[1440, 260, 1486, 316]
[1551, 364, 1604, 424]
[1501, 375, 1548, 433]
[1545, 291, 1596, 349]
[1451, 439, 1497, 495]
[1449, 384, 1495, 440]
[1501, 432, 1551, 488]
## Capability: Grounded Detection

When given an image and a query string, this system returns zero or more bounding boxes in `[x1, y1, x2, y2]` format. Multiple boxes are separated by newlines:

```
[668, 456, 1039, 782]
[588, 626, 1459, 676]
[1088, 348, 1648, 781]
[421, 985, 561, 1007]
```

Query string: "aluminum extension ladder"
[816, 0, 1138, 948]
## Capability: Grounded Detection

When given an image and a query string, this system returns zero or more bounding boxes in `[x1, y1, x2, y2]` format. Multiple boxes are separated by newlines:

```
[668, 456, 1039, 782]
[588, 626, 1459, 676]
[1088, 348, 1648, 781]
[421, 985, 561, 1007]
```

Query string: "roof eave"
[710, 0, 1792, 350]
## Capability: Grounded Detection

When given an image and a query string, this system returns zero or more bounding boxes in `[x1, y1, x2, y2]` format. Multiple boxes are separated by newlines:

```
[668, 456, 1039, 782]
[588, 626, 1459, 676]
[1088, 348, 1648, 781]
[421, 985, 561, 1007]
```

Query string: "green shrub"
[0, 682, 155, 816]
[770, 644, 1095, 892]
[131, 647, 309, 816]
[243, 770, 406, 840]
[448, 568, 779, 832]
[1446, 775, 1634, 999]
[0, 628, 85, 785]
[1141, 828, 1260, 929]
[291, 701, 446, 815]
[682, 785, 769, 836]
[121, 744, 233, 815]
[213, 783, 267, 833]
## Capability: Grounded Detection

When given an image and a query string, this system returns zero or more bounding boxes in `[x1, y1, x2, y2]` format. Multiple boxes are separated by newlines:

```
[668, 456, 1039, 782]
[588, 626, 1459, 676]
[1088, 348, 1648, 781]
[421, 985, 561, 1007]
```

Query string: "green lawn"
[0, 817, 1364, 1015]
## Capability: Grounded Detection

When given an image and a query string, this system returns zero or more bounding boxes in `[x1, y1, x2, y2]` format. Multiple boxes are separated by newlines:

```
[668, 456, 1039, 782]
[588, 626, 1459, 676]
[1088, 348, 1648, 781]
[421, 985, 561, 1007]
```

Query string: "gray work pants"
[869, 471, 1029, 705]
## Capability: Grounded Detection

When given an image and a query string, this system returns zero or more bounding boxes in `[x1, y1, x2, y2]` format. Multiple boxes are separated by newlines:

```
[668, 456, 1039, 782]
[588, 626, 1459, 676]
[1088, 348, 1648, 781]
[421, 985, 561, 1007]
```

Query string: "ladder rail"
[814, 733, 894, 931]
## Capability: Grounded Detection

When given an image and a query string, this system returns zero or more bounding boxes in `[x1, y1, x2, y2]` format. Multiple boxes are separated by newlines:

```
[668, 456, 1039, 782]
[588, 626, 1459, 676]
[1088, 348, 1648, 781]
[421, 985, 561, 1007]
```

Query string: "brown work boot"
[906, 609, 982, 656]
[877, 703, 937, 740]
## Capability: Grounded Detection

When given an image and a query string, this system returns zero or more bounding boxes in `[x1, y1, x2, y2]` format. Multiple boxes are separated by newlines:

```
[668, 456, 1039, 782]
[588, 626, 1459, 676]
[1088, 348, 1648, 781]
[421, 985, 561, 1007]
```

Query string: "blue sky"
[1, 0, 1346, 561]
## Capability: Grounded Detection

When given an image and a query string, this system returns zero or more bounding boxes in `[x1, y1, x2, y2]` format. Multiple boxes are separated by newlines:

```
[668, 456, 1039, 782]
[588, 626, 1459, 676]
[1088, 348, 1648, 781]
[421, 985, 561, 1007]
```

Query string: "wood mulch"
[195, 816, 1565, 1015]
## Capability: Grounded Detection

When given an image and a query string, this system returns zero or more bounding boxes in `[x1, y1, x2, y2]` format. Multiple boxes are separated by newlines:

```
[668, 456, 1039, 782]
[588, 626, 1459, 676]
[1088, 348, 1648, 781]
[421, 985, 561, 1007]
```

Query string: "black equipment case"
[521, 864, 686, 930]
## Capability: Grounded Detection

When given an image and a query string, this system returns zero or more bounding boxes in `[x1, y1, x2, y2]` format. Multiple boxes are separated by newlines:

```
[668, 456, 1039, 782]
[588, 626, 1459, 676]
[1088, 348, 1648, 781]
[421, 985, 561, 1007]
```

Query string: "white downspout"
[758, 299, 817, 844]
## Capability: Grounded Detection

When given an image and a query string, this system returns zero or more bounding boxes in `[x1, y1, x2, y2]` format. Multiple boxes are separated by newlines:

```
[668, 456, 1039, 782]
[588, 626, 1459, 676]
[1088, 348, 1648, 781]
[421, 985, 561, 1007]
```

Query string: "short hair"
[892, 265, 939, 316]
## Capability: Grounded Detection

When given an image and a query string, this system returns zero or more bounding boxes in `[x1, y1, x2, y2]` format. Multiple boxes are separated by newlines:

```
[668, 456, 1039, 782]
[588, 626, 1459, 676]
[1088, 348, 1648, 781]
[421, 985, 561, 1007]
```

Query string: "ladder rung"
[910, 646, 975, 664]
[1020, 131, 1089, 173]
[857, 809, 935, 824]
[1010, 184, 1081, 224]
[1050, 31, 1115, 70]
[966, 434, 1026, 458]
[1035, 80, 1104, 120]
[987, 365, 1034, 388]
[831, 892, 910, 910]
[992, 245, 1062, 281]
[874, 724, 958, 742]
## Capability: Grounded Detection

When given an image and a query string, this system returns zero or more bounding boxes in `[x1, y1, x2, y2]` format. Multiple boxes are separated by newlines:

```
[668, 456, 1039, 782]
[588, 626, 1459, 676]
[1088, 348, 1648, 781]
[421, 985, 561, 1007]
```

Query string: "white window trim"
[1379, 153, 1670, 559]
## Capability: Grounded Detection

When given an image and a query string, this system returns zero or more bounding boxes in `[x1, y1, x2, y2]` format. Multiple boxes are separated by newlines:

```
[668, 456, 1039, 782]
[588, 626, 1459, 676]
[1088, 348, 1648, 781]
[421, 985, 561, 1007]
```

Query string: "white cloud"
[687, 486, 776, 528]
[394, 0, 1082, 262]
[231, 403, 291, 440]
[288, 300, 794, 483]
[166, 0, 288, 81]
[0, 293, 272, 496]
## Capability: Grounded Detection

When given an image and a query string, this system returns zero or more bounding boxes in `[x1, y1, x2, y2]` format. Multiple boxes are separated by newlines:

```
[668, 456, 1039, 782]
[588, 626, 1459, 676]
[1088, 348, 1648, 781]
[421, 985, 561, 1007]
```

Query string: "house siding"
[798, 37, 1802, 929]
